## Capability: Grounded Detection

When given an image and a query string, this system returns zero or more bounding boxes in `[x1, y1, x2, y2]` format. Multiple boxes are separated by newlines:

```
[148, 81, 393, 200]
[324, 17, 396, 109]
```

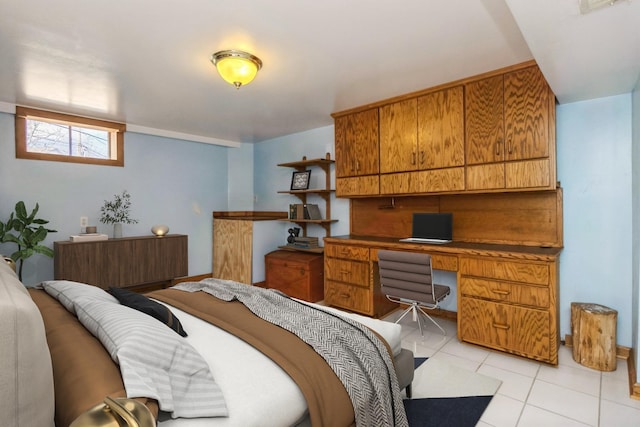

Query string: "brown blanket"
[148, 288, 355, 427]
[28, 289, 159, 427]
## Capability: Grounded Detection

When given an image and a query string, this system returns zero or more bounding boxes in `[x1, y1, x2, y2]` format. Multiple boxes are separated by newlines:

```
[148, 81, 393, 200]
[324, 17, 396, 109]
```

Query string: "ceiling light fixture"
[210, 50, 262, 89]
[579, 0, 622, 14]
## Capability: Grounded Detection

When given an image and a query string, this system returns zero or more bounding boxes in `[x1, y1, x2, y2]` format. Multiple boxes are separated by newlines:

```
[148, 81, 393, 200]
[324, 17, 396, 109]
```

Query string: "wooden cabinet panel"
[213, 219, 252, 284]
[417, 86, 464, 169]
[460, 277, 549, 308]
[379, 98, 417, 174]
[335, 109, 379, 178]
[325, 258, 369, 287]
[465, 75, 504, 165]
[54, 235, 188, 290]
[504, 66, 550, 161]
[336, 175, 379, 197]
[459, 297, 551, 362]
[325, 244, 370, 261]
[505, 159, 551, 189]
[380, 167, 464, 195]
[324, 280, 373, 314]
[465, 163, 505, 190]
[460, 257, 549, 285]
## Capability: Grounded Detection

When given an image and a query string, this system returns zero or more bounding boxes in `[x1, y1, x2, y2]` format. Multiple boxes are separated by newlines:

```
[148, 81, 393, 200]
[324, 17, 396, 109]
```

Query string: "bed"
[0, 259, 413, 427]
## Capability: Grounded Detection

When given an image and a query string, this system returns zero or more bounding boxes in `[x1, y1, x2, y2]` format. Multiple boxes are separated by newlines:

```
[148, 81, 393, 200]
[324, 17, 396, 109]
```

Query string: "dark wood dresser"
[54, 234, 188, 291]
[265, 250, 324, 302]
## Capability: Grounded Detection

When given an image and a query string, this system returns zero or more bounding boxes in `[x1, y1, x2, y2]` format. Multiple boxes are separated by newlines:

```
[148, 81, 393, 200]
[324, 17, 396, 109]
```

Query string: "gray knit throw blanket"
[174, 278, 408, 427]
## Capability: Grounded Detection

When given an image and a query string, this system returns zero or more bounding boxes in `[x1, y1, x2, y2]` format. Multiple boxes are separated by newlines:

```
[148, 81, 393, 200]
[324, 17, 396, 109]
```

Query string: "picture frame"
[290, 170, 311, 190]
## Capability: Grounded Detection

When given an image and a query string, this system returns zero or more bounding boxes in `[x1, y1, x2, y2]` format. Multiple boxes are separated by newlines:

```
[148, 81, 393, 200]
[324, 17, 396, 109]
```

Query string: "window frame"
[15, 106, 126, 167]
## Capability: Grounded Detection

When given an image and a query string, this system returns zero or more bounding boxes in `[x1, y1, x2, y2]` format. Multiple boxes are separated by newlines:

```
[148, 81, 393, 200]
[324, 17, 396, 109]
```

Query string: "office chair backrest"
[378, 250, 436, 304]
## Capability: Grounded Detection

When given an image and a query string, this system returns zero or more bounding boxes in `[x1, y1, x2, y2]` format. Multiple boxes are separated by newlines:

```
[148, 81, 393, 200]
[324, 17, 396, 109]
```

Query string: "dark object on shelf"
[290, 170, 311, 190]
[287, 227, 301, 244]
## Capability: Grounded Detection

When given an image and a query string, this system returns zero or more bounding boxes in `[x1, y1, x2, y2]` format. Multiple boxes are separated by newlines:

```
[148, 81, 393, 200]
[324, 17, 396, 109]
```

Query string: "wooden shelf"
[278, 153, 337, 241]
[277, 245, 324, 254]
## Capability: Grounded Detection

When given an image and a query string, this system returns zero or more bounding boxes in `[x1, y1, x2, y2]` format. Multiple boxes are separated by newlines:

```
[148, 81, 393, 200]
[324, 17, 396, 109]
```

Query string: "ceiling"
[0, 0, 638, 146]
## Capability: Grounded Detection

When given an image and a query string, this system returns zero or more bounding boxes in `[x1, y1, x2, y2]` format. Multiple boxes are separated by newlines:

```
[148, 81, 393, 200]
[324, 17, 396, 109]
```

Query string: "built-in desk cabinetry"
[458, 255, 558, 364]
[324, 237, 561, 364]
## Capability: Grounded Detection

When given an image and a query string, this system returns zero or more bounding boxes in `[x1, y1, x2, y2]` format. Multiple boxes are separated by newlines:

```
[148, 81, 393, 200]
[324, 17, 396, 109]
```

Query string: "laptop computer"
[399, 213, 453, 244]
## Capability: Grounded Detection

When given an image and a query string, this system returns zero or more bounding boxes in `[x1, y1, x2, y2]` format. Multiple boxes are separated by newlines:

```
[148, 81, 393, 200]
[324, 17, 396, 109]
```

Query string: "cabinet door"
[417, 86, 464, 169]
[334, 109, 379, 178]
[465, 75, 504, 166]
[213, 219, 252, 284]
[504, 66, 550, 161]
[379, 98, 417, 173]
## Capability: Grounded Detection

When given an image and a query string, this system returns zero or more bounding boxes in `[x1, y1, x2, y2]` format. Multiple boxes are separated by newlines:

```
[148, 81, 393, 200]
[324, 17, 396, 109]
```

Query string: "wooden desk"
[323, 235, 561, 364]
[54, 234, 188, 291]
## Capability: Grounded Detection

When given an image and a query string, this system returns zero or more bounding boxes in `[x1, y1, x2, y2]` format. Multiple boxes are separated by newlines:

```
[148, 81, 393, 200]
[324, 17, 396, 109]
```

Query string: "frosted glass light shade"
[211, 50, 262, 89]
[151, 224, 169, 237]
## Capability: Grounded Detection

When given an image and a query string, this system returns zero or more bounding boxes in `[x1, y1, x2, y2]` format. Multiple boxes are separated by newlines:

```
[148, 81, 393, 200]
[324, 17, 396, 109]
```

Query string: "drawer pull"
[491, 289, 510, 296]
[340, 270, 350, 275]
[492, 323, 510, 330]
[340, 293, 350, 299]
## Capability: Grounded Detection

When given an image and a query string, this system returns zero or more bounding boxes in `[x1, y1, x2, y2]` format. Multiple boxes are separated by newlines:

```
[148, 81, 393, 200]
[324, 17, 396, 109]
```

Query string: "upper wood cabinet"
[465, 65, 555, 191]
[332, 61, 556, 197]
[334, 108, 380, 197]
[334, 109, 379, 178]
[380, 86, 464, 174]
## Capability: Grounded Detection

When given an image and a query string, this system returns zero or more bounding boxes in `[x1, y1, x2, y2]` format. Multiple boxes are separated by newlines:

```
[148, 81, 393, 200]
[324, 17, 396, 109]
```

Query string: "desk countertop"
[324, 235, 562, 261]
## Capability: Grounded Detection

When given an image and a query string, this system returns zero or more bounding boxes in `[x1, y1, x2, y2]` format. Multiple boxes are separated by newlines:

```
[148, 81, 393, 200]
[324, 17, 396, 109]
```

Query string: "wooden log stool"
[571, 302, 617, 371]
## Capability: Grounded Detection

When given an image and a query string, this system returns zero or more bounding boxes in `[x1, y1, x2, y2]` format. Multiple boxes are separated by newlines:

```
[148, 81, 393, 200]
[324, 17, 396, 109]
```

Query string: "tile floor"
[383, 311, 640, 427]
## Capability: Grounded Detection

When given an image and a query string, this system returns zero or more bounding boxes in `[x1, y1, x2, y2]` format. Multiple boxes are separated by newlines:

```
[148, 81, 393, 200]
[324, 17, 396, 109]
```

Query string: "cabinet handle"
[340, 270, 350, 275]
[340, 292, 350, 299]
[411, 152, 416, 165]
[420, 151, 425, 165]
[300, 269, 305, 275]
[492, 323, 510, 330]
[356, 160, 360, 171]
[508, 140, 513, 155]
[495, 140, 501, 156]
[491, 289, 510, 296]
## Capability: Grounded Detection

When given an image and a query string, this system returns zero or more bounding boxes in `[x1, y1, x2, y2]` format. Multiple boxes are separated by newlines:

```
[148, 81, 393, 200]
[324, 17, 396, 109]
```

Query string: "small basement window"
[15, 107, 125, 166]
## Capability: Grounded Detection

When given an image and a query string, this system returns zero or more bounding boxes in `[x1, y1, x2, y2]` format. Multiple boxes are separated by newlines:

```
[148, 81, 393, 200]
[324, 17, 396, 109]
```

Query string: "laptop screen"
[412, 213, 453, 240]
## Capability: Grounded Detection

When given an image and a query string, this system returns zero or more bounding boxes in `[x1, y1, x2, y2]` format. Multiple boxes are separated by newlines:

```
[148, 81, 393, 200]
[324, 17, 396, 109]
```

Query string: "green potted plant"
[0, 201, 57, 281]
[100, 190, 138, 238]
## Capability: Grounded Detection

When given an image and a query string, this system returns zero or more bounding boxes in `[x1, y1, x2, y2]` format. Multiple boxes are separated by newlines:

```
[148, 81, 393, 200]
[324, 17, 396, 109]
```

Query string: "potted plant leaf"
[100, 190, 138, 238]
[0, 201, 57, 281]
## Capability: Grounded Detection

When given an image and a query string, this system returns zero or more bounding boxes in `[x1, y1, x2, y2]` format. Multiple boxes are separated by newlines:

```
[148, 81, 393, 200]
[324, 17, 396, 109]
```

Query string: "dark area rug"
[404, 357, 497, 427]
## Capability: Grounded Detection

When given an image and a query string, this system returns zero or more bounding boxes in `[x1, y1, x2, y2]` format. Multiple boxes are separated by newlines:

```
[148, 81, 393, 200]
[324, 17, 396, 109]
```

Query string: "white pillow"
[41, 280, 118, 313]
[73, 297, 228, 419]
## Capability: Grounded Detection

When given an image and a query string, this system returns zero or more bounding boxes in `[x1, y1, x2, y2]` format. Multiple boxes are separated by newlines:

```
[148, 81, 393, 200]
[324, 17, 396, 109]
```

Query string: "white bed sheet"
[154, 300, 401, 427]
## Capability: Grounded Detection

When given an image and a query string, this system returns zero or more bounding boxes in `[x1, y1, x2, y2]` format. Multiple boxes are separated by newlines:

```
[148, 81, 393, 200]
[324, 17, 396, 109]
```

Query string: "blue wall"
[0, 113, 229, 284]
[557, 94, 633, 346]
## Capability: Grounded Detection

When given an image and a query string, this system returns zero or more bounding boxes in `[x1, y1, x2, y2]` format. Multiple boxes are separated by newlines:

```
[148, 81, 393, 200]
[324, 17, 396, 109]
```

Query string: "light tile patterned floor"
[382, 311, 640, 427]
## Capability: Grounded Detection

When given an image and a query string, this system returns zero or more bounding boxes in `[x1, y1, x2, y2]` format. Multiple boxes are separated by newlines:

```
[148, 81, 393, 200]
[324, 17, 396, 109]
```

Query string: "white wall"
[557, 94, 633, 347]
[0, 113, 230, 284]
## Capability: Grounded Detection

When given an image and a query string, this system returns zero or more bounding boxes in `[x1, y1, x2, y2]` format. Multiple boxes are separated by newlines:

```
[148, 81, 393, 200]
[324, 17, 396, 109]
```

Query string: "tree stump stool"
[571, 302, 617, 371]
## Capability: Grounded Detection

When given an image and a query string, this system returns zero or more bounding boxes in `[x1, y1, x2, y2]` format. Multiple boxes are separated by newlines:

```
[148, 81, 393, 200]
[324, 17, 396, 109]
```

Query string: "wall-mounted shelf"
[277, 153, 338, 246]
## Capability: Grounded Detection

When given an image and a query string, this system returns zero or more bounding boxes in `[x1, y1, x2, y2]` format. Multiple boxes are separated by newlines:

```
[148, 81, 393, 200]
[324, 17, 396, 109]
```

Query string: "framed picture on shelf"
[290, 170, 311, 190]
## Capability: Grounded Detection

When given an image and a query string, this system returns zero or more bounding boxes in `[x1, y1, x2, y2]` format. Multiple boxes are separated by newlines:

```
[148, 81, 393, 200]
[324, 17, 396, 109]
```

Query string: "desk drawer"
[325, 258, 369, 287]
[326, 244, 370, 261]
[460, 277, 549, 309]
[460, 257, 549, 285]
[324, 280, 372, 315]
[459, 296, 551, 362]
